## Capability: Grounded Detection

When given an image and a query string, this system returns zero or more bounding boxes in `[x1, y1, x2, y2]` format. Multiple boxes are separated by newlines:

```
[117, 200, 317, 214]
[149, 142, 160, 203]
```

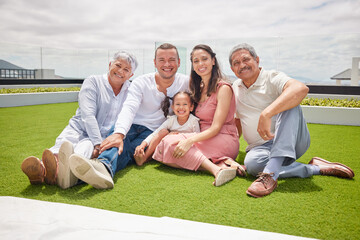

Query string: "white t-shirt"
[143, 114, 200, 145]
[114, 72, 190, 136]
[232, 68, 291, 151]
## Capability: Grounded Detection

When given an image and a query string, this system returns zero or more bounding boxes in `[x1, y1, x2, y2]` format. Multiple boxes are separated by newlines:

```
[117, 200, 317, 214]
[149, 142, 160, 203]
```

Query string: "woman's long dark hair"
[189, 44, 223, 103]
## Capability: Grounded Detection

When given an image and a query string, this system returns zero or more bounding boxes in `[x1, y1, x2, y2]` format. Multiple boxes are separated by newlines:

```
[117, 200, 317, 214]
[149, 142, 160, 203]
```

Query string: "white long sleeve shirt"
[68, 74, 130, 146]
[114, 72, 189, 136]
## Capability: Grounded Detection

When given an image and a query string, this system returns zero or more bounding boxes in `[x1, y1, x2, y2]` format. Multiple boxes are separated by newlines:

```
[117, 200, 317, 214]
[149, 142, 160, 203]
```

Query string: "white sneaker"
[69, 154, 114, 189]
[57, 141, 78, 189]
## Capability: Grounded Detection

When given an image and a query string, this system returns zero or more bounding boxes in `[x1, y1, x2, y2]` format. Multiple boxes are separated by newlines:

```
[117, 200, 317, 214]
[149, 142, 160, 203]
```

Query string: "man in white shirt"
[21, 51, 137, 189]
[69, 43, 190, 189]
[230, 43, 354, 198]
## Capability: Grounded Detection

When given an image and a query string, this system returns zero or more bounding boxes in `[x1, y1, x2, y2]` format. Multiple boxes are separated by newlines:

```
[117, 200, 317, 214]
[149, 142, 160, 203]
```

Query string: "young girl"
[134, 91, 200, 166]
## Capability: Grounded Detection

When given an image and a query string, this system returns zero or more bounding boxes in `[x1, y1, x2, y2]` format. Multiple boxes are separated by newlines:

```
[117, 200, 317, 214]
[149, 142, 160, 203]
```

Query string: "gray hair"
[112, 50, 138, 73]
[229, 43, 258, 65]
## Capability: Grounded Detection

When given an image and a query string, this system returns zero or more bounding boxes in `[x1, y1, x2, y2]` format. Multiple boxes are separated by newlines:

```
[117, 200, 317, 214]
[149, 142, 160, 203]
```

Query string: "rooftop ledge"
[0, 91, 79, 107]
[0, 91, 359, 126]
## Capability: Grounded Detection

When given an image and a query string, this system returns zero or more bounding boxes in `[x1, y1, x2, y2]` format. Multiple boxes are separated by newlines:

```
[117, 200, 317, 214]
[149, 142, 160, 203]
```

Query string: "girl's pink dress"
[152, 81, 239, 170]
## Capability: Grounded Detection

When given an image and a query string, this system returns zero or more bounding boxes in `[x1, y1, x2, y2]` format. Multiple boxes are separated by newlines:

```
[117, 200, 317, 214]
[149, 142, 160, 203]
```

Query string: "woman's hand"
[172, 138, 193, 158]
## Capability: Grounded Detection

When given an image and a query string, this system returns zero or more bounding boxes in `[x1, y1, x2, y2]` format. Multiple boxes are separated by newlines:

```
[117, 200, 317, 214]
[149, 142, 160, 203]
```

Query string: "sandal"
[213, 168, 236, 187]
[224, 158, 246, 177]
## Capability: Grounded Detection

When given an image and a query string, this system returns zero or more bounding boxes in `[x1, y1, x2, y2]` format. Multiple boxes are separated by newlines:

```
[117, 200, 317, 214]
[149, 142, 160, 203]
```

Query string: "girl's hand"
[172, 139, 193, 158]
[134, 145, 145, 156]
[91, 145, 100, 159]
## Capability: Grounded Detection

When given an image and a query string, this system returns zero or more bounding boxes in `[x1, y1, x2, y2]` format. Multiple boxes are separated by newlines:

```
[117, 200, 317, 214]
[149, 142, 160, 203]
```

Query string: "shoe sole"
[246, 190, 262, 198]
[310, 157, 355, 178]
[42, 149, 58, 185]
[57, 141, 78, 189]
[214, 168, 236, 187]
[69, 154, 114, 189]
[21, 156, 44, 184]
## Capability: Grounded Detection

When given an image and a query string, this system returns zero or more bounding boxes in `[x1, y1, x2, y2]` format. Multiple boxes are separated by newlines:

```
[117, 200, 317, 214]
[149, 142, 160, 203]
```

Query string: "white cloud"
[0, 0, 358, 49]
[0, 0, 359, 82]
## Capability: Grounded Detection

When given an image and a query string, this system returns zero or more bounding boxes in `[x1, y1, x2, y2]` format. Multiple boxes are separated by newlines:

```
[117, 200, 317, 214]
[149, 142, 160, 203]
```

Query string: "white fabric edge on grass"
[0, 196, 316, 240]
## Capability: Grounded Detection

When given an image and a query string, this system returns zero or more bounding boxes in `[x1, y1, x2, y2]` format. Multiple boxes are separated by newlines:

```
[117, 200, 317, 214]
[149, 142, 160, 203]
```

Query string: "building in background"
[331, 57, 360, 86]
[0, 59, 60, 79]
[0, 59, 35, 79]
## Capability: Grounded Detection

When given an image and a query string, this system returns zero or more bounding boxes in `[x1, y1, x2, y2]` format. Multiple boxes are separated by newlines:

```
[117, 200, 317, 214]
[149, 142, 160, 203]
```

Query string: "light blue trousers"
[244, 106, 315, 178]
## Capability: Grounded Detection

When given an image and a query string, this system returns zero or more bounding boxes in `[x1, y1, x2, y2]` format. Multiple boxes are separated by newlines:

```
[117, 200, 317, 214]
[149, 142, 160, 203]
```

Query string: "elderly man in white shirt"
[21, 51, 138, 189]
[68, 43, 190, 189]
[230, 43, 354, 198]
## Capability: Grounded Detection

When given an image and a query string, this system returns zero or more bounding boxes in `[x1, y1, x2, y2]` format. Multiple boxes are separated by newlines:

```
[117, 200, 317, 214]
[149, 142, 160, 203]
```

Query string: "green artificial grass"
[0, 103, 359, 240]
[301, 97, 360, 108]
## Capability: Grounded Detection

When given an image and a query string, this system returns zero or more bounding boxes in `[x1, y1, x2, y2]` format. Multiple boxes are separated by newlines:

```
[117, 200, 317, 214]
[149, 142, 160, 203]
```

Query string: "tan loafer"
[42, 149, 58, 185]
[21, 156, 45, 184]
[309, 157, 354, 179]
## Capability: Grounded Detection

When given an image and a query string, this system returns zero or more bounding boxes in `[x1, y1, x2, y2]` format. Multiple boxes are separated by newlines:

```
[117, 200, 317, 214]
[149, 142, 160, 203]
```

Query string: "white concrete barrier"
[302, 105, 360, 126]
[0, 91, 79, 107]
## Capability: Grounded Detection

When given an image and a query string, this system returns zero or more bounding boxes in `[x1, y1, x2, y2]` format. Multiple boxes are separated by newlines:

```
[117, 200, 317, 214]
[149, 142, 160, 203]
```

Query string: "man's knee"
[244, 152, 269, 176]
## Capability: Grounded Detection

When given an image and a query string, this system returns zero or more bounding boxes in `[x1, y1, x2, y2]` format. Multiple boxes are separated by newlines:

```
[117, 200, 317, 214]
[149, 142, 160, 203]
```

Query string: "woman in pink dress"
[152, 44, 246, 186]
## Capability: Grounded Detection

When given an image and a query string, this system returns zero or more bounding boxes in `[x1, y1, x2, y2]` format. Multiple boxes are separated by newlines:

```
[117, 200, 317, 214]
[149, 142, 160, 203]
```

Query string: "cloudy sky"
[0, 0, 359, 49]
[0, 0, 359, 82]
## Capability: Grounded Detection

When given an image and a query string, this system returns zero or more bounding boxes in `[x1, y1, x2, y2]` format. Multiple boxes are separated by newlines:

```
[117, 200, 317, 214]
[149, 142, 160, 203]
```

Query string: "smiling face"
[171, 92, 194, 120]
[108, 58, 133, 88]
[154, 48, 180, 80]
[230, 49, 260, 86]
[191, 49, 215, 79]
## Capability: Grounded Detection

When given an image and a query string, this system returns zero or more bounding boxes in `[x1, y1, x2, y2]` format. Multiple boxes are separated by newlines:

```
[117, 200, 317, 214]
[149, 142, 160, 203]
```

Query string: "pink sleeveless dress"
[152, 81, 239, 170]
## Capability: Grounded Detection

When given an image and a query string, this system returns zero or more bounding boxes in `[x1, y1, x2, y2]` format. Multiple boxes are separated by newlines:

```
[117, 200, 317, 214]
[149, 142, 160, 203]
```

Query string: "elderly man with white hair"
[229, 43, 355, 198]
[21, 50, 138, 189]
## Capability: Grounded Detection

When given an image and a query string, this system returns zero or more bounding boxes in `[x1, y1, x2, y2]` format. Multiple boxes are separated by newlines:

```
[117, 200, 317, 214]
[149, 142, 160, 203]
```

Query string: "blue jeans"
[98, 124, 152, 178]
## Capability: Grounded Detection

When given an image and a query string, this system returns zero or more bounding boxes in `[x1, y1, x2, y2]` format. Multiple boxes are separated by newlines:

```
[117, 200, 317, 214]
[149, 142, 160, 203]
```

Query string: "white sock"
[263, 157, 285, 180]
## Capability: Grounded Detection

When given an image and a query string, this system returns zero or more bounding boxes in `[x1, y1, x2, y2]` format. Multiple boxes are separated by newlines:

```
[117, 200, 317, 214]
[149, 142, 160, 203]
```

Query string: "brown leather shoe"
[42, 149, 58, 185]
[21, 156, 45, 184]
[246, 173, 278, 198]
[309, 157, 354, 179]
